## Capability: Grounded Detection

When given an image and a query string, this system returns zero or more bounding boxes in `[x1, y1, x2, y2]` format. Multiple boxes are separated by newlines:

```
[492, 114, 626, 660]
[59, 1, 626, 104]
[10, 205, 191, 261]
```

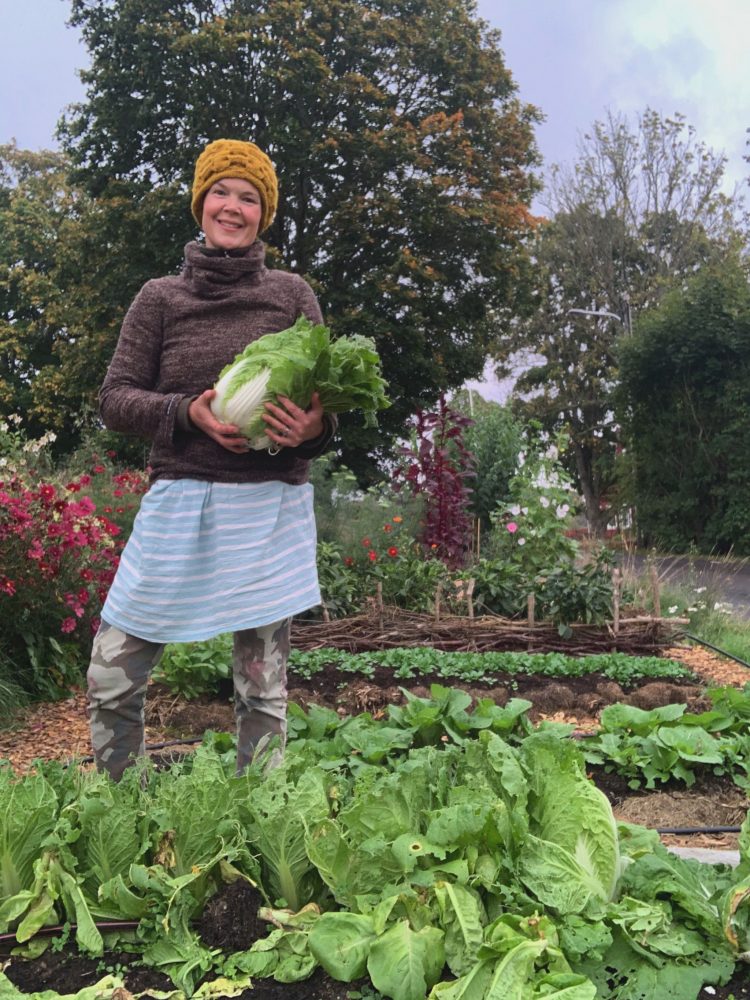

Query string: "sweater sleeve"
[99, 282, 191, 448]
[294, 274, 324, 325]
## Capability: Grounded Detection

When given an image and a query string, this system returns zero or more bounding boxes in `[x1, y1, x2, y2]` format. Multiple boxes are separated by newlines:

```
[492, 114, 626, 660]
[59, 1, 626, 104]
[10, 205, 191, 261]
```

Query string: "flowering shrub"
[488, 438, 579, 583]
[0, 471, 126, 699]
[317, 516, 451, 617]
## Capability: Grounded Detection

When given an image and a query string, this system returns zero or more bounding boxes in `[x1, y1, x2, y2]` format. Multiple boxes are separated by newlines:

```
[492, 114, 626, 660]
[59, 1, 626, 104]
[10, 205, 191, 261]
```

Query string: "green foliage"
[583, 684, 750, 790]
[285, 647, 693, 687]
[451, 391, 524, 530]
[617, 258, 750, 554]
[494, 109, 742, 534]
[2, 698, 750, 996]
[150, 638, 694, 702]
[537, 554, 616, 628]
[0, 143, 185, 452]
[153, 634, 233, 700]
[317, 513, 452, 619]
[310, 455, 425, 553]
[57, 0, 541, 477]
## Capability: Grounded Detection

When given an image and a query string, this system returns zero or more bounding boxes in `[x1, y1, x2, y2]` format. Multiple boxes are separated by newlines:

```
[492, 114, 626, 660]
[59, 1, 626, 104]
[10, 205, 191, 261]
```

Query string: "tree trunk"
[573, 443, 611, 536]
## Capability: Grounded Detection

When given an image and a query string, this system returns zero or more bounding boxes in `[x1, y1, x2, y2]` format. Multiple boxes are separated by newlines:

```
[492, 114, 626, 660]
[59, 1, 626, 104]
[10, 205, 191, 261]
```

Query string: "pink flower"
[60, 617, 77, 634]
[387, 547, 399, 557]
[368, 550, 377, 562]
[506, 522, 518, 533]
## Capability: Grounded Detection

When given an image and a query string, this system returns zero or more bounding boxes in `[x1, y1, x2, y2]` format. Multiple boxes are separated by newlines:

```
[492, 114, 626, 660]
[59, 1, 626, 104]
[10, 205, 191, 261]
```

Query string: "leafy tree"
[0, 145, 71, 438]
[617, 258, 750, 554]
[493, 109, 743, 534]
[59, 0, 541, 479]
[451, 388, 524, 532]
[0, 143, 185, 451]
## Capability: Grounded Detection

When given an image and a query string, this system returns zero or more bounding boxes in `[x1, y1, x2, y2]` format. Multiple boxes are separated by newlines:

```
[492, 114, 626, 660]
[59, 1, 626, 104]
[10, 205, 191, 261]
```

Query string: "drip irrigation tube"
[656, 825, 741, 835]
[683, 632, 750, 670]
[0, 920, 140, 943]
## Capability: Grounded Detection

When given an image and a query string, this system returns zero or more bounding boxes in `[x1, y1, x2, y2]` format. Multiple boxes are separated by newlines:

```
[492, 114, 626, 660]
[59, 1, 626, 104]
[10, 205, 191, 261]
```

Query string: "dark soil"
[4, 655, 749, 998]
[1, 881, 362, 998]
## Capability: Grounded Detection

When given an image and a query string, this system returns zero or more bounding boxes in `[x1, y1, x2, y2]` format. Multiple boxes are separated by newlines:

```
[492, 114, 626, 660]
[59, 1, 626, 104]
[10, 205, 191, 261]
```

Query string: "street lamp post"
[567, 307, 632, 334]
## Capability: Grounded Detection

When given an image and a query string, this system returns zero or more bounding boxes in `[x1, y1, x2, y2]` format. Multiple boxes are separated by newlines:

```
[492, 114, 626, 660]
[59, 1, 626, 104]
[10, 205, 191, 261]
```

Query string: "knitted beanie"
[191, 139, 278, 233]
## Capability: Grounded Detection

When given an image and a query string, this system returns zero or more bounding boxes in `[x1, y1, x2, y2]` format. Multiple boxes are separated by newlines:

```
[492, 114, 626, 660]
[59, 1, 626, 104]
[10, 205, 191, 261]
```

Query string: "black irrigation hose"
[656, 825, 741, 835]
[0, 920, 141, 943]
[683, 631, 750, 670]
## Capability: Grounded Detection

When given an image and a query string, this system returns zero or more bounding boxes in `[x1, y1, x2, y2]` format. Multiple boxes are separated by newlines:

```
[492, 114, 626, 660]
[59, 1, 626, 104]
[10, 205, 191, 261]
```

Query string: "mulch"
[0, 640, 746, 775]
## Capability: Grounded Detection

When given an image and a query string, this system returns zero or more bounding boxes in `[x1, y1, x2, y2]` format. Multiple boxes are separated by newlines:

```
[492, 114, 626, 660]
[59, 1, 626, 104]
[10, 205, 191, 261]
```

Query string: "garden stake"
[612, 568, 621, 636]
[650, 564, 661, 618]
[465, 577, 475, 619]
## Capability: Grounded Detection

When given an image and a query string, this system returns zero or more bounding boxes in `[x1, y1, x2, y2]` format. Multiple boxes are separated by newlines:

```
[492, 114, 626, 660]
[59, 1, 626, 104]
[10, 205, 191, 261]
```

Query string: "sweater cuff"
[293, 413, 338, 459]
[176, 396, 199, 432]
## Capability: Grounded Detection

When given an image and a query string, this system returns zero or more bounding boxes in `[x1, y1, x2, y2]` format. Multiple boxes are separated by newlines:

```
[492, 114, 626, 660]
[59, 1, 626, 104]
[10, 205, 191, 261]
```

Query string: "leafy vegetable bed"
[3, 677, 750, 999]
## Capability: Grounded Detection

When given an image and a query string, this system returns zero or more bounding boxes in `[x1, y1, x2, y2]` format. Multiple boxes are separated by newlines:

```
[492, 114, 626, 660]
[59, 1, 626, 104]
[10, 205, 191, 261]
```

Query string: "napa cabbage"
[210, 316, 390, 449]
[518, 732, 624, 915]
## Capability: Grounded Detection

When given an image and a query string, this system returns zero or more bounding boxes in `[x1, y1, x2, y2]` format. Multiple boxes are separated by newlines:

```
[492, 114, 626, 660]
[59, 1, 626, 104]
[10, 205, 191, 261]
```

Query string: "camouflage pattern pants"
[86, 618, 290, 780]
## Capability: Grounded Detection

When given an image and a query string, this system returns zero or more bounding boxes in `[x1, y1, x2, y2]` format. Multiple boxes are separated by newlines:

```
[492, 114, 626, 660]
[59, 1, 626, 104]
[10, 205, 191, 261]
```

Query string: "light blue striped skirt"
[101, 479, 320, 643]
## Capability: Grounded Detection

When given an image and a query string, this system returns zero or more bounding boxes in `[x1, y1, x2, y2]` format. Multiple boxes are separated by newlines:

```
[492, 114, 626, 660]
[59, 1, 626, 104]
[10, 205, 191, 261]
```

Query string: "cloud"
[606, 0, 750, 189]
[480, 0, 748, 194]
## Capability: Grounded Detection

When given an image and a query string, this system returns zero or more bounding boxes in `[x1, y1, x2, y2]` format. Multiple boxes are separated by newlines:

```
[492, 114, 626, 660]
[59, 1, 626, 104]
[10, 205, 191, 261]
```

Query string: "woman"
[87, 138, 336, 780]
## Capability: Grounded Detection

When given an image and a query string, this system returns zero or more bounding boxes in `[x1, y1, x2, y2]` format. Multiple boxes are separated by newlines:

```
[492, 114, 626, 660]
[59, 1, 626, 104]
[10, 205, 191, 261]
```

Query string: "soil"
[1, 641, 750, 997]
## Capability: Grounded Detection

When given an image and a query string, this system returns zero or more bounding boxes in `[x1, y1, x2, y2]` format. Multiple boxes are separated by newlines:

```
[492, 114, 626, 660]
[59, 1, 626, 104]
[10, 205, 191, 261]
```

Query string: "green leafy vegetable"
[211, 316, 390, 448]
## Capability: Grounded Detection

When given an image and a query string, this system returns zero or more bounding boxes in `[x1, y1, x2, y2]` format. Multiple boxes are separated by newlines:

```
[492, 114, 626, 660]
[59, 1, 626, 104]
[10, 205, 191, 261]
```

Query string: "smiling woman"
[85, 137, 338, 782]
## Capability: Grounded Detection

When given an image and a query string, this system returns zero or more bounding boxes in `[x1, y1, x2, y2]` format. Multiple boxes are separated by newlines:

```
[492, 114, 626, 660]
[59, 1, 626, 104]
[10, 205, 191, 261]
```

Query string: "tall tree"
[59, 0, 541, 479]
[493, 109, 742, 533]
[0, 143, 186, 450]
[617, 258, 750, 554]
[0, 144, 73, 439]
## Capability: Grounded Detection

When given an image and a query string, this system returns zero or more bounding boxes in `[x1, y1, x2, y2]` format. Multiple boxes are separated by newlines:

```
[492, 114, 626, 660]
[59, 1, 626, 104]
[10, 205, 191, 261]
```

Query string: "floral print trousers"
[86, 618, 290, 780]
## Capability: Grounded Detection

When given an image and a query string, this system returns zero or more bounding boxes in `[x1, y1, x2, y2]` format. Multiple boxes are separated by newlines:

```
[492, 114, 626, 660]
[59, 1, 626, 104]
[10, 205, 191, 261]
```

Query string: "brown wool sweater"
[100, 240, 337, 484]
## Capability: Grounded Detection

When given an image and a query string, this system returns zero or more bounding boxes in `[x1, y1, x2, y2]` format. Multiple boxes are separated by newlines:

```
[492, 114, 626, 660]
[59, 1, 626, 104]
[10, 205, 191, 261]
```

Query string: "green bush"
[152, 634, 233, 700]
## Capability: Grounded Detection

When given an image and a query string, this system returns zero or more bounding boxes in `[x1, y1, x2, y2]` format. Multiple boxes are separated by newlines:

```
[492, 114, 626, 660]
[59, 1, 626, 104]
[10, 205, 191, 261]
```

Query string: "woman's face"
[201, 177, 263, 250]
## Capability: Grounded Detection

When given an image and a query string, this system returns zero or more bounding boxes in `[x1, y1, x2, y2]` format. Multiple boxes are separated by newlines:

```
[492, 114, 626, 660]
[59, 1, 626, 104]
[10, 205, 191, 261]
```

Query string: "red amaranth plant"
[395, 395, 476, 569]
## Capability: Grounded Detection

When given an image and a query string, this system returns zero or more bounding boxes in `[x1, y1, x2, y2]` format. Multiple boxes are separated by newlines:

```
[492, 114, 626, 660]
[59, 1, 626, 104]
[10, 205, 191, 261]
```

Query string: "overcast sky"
[4, 1, 746, 402]
[2, 0, 748, 195]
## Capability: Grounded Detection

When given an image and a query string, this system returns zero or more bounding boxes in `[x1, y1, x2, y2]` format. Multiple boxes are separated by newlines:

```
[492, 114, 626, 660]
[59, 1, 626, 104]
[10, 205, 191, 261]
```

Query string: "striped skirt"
[101, 479, 320, 643]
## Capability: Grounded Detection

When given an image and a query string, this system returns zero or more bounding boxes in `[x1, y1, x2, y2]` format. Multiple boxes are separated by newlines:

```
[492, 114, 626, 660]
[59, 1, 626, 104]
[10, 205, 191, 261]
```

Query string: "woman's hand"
[263, 392, 325, 448]
[188, 390, 250, 454]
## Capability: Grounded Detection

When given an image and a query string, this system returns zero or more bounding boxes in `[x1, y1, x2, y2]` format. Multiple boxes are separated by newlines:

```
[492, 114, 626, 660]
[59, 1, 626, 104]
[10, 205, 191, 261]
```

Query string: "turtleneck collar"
[182, 239, 267, 297]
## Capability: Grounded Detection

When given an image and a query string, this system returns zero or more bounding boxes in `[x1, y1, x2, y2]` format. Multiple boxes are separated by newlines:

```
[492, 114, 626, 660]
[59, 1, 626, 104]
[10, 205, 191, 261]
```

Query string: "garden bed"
[2, 641, 750, 998]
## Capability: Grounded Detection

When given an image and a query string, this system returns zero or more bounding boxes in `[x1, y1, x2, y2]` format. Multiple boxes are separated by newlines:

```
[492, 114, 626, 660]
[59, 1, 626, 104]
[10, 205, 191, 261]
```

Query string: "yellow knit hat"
[191, 139, 278, 233]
